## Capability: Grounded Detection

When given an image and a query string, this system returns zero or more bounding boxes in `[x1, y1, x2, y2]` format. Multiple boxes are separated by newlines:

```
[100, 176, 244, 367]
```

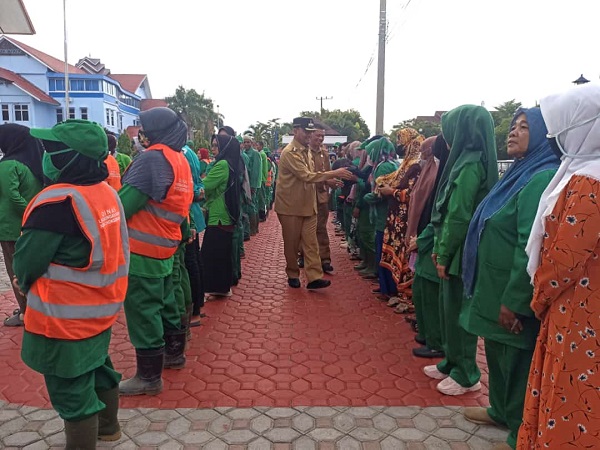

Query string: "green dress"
[460, 169, 555, 448]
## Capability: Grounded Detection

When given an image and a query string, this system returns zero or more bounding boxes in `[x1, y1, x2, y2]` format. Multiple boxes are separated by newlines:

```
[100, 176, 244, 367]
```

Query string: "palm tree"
[166, 86, 218, 141]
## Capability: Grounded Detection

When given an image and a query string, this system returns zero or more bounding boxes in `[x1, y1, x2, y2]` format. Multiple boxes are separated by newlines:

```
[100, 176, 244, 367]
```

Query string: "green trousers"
[257, 185, 267, 215]
[172, 244, 192, 317]
[343, 203, 353, 243]
[436, 275, 480, 387]
[242, 211, 250, 239]
[124, 274, 181, 349]
[232, 219, 244, 282]
[412, 274, 443, 351]
[45, 356, 120, 421]
[357, 210, 375, 253]
[485, 339, 532, 449]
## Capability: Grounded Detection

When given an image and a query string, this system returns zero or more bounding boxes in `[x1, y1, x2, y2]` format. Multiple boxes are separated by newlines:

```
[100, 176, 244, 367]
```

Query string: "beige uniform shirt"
[310, 145, 332, 204]
[275, 138, 330, 216]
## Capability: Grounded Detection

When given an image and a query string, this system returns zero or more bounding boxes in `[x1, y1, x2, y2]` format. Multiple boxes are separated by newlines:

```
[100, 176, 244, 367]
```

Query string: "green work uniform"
[258, 150, 269, 217]
[119, 184, 181, 350]
[14, 229, 120, 421]
[413, 224, 443, 351]
[115, 152, 132, 176]
[434, 162, 490, 387]
[245, 148, 262, 229]
[241, 152, 252, 239]
[460, 170, 555, 448]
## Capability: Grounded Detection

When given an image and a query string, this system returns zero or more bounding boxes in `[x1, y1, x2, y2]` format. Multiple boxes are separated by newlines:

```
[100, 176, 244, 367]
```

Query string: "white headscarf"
[526, 83, 600, 280]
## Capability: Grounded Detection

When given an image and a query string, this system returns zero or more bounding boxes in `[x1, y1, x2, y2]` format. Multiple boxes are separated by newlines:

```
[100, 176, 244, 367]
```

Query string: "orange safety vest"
[22, 183, 129, 340]
[266, 168, 273, 187]
[105, 154, 122, 191]
[127, 144, 193, 259]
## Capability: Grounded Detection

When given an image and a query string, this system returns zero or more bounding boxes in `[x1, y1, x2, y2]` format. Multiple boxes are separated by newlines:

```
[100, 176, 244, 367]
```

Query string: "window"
[56, 108, 64, 123]
[103, 81, 116, 97]
[106, 109, 110, 125]
[14, 104, 29, 122]
[110, 110, 115, 126]
[118, 113, 123, 131]
[70, 79, 85, 91]
[84, 80, 99, 91]
[80, 107, 88, 120]
[68, 107, 75, 119]
[1, 105, 9, 121]
[49, 79, 65, 91]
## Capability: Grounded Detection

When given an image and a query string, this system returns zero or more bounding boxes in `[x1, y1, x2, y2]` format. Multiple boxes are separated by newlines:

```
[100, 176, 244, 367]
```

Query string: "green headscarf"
[365, 137, 395, 164]
[431, 104, 498, 225]
[185, 140, 194, 148]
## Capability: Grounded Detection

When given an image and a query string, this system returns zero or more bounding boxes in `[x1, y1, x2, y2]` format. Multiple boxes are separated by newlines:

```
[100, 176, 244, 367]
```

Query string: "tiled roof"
[140, 98, 168, 111]
[1, 36, 85, 74]
[0, 67, 59, 105]
[125, 125, 141, 140]
[110, 74, 146, 94]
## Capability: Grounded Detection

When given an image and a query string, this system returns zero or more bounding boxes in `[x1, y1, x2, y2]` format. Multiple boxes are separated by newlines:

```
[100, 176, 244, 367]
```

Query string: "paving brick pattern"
[0, 402, 508, 449]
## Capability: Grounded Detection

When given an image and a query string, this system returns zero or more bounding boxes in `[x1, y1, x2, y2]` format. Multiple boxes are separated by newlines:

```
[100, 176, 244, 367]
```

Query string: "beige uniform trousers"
[316, 201, 331, 264]
[278, 214, 323, 282]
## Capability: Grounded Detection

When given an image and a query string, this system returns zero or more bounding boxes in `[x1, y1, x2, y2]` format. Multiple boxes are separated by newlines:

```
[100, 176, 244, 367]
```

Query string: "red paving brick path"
[0, 214, 489, 410]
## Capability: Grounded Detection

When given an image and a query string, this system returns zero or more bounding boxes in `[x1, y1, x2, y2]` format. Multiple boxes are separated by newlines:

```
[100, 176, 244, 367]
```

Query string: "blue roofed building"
[0, 35, 161, 132]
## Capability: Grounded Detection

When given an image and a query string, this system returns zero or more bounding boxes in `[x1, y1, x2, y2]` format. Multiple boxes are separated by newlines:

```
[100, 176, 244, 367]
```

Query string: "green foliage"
[299, 109, 370, 142]
[166, 86, 219, 142]
[117, 133, 132, 155]
[388, 119, 441, 141]
[491, 100, 522, 160]
[245, 118, 292, 149]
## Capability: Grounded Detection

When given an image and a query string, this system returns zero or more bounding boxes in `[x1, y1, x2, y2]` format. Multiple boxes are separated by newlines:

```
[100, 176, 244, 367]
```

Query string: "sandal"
[4, 312, 24, 327]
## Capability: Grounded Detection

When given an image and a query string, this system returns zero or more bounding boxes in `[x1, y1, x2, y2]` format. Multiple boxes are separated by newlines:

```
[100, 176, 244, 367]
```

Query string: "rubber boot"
[358, 252, 375, 276]
[250, 214, 259, 236]
[164, 329, 187, 369]
[119, 348, 164, 396]
[97, 387, 121, 441]
[65, 413, 98, 449]
[354, 247, 367, 271]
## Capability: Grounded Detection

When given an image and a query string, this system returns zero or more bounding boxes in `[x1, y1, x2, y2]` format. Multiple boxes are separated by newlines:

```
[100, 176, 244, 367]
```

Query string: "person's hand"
[198, 189, 205, 200]
[431, 253, 438, 265]
[379, 185, 395, 197]
[499, 305, 523, 334]
[436, 263, 449, 280]
[11, 277, 24, 297]
[326, 179, 343, 189]
[334, 168, 353, 180]
[188, 228, 197, 244]
[352, 207, 360, 219]
[407, 236, 417, 253]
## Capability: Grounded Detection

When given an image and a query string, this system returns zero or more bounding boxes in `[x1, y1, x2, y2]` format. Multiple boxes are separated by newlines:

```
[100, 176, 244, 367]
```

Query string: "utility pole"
[316, 96, 333, 115]
[63, 0, 70, 120]
[375, 0, 386, 135]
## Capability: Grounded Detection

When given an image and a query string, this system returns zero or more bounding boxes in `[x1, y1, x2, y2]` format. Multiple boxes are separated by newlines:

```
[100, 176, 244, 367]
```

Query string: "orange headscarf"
[376, 128, 424, 188]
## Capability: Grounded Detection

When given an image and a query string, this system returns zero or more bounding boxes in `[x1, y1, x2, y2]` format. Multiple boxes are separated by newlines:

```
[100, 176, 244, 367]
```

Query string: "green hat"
[30, 120, 108, 161]
[236, 135, 243, 143]
[334, 141, 342, 147]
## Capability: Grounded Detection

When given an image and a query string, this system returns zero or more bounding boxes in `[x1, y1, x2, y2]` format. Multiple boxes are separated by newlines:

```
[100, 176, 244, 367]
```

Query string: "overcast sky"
[14, 0, 600, 134]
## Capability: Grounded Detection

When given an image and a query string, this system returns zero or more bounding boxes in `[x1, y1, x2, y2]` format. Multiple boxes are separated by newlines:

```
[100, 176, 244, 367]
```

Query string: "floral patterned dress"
[518, 175, 600, 449]
[379, 163, 421, 305]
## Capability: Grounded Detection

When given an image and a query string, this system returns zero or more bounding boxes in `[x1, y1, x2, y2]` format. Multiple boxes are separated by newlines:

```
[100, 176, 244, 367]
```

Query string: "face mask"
[42, 149, 79, 182]
[546, 113, 600, 159]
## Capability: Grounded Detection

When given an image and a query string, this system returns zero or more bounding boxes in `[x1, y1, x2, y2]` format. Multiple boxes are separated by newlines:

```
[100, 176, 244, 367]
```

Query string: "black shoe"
[412, 346, 445, 359]
[414, 335, 426, 346]
[306, 279, 331, 289]
[322, 263, 334, 274]
[244, 236, 250, 242]
[288, 278, 301, 288]
[297, 256, 304, 268]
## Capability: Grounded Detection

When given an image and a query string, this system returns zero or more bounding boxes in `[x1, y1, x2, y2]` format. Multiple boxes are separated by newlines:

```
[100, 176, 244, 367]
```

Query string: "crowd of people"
[0, 81, 597, 449]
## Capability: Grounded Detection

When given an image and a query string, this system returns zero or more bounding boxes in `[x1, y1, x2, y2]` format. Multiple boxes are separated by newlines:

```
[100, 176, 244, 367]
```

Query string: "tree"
[117, 133, 132, 155]
[388, 119, 441, 141]
[491, 100, 522, 160]
[166, 86, 218, 142]
[246, 118, 293, 150]
[299, 109, 370, 142]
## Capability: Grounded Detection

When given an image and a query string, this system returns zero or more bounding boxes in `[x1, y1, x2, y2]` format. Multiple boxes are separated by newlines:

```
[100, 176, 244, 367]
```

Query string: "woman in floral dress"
[377, 128, 423, 313]
[518, 83, 600, 448]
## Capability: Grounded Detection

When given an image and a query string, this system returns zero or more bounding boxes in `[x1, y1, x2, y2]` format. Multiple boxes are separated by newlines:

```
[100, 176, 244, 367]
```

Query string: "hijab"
[431, 105, 498, 226]
[198, 148, 209, 160]
[214, 134, 243, 224]
[463, 107, 560, 296]
[139, 107, 188, 151]
[406, 136, 438, 241]
[375, 128, 423, 189]
[0, 123, 44, 182]
[42, 139, 108, 186]
[526, 83, 600, 280]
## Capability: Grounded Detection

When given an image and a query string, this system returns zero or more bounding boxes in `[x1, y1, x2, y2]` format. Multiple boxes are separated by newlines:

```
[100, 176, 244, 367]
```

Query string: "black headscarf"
[418, 134, 450, 229]
[42, 139, 108, 186]
[140, 107, 188, 151]
[0, 123, 44, 183]
[213, 134, 243, 224]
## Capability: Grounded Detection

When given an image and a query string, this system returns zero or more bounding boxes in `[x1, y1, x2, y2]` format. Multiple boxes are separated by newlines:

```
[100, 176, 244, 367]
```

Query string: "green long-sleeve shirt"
[434, 162, 488, 276]
[260, 150, 269, 184]
[203, 159, 232, 226]
[363, 161, 399, 231]
[460, 169, 556, 349]
[0, 160, 42, 241]
[245, 149, 262, 189]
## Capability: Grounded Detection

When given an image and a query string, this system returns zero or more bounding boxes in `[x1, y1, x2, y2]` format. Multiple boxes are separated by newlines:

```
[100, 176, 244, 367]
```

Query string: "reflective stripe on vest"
[28, 292, 123, 319]
[142, 203, 187, 224]
[128, 228, 180, 248]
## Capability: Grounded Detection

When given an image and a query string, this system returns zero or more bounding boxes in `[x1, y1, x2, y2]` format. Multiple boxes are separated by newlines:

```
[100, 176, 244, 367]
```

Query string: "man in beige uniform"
[275, 117, 352, 289]
[308, 125, 341, 274]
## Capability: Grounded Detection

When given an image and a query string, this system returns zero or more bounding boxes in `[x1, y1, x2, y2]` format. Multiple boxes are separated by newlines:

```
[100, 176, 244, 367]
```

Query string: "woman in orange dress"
[518, 83, 600, 448]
